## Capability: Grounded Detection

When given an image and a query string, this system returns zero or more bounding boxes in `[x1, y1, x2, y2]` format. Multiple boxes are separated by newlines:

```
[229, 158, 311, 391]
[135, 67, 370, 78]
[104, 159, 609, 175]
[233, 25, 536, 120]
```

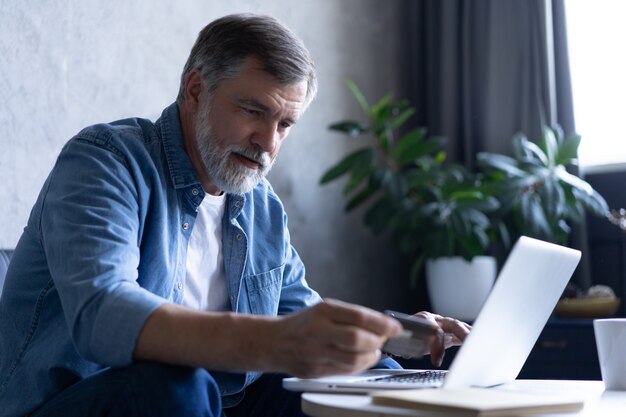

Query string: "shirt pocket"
[243, 265, 284, 316]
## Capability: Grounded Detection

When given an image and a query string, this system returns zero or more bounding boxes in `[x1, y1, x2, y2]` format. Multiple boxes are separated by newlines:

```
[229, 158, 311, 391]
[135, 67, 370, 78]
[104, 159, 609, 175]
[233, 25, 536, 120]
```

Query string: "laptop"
[283, 236, 581, 392]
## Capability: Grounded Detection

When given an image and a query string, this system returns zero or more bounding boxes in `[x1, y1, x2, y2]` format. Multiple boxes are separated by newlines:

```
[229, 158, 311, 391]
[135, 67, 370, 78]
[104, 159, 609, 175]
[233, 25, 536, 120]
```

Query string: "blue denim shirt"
[0, 103, 322, 417]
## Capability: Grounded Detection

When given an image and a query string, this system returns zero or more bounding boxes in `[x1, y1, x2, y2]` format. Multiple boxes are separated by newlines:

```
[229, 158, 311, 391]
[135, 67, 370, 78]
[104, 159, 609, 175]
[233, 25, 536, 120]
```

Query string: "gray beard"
[194, 103, 274, 195]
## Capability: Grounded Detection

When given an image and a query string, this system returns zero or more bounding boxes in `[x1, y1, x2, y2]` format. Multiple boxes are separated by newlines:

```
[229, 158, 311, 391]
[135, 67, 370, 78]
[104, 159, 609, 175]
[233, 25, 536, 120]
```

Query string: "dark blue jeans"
[29, 362, 222, 417]
[29, 358, 401, 417]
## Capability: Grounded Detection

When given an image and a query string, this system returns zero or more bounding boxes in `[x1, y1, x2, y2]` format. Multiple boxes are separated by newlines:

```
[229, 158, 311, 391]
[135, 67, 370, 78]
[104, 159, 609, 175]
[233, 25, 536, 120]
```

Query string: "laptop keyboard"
[368, 370, 447, 384]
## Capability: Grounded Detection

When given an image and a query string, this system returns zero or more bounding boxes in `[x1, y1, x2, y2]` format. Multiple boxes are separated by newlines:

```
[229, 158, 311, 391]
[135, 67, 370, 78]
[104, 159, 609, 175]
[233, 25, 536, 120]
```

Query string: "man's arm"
[134, 299, 403, 378]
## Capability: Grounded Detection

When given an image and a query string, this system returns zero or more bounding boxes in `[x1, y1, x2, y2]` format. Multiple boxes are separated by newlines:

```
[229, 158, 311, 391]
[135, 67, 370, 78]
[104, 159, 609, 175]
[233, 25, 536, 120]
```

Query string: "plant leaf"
[555, 134, 581, 166]
[570, 186, 610, 217]
[528, 194, 553, 239]
[328, 120, 369, 136]
[391, 108, 416, 130]
[541, 126, 558, 167]
[511, 133, 528, 160]
[364, 198, 395, 234]
[346, 79, 370, 115]
[396, 134, 446, 165]
[384, 172, 408, 200]
[320, 148, 371, 184]
[495, 220, 511, 249]
[450, 190, 483, 201]
[345, 186, 379, 211]
[394, 128, 424, 161]
[465, 208, 491, 230]
[477, 153, 527, 177]
[553, 166, 591, 191]
[343, 149, 375, 195]
[434, 149, 447, 164]
[518, 135, 548, 166]
[370, 94, 393, 121]
[541, 177, 559, 219]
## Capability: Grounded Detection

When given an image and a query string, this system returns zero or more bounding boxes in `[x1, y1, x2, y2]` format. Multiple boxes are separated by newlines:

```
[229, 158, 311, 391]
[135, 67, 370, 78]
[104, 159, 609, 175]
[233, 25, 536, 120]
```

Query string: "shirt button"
[191, 188, 199, 196]
[177, 282, 183, 290]
[236, 234, 243, 240]
[235, 201, 242, 208]
[182, 222, 189, 230]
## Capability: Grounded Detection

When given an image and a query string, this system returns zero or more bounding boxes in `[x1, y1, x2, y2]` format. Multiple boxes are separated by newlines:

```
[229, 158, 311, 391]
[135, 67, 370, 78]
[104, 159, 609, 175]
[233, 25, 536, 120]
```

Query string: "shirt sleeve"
[277, 217, 323, 315]
[40, 133, 166, 367]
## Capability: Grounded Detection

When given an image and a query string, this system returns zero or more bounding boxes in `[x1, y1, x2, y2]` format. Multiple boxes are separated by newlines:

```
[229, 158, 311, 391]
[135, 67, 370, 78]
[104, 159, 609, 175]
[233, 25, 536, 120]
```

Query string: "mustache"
[229, 146, 272, 169]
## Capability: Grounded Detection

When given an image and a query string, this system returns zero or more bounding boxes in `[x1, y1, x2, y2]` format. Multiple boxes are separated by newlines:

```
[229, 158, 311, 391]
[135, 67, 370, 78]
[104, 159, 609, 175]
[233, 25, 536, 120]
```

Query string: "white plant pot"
[426, 256, 497, 321]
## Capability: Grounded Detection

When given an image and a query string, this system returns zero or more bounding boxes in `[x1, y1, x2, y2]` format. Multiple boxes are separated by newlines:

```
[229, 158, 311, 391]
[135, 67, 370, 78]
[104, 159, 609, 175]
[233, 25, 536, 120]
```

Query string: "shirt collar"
[157, 102, 203, 190]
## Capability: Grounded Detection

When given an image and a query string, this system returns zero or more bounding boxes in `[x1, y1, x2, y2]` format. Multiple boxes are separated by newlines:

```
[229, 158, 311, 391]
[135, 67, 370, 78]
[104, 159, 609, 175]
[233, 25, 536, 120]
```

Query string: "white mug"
[594, 318, 626, 390]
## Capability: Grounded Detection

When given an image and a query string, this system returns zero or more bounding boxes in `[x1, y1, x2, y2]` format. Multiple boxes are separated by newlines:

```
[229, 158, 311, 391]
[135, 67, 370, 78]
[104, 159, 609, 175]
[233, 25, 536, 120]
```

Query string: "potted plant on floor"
[320, 81, 506, 320]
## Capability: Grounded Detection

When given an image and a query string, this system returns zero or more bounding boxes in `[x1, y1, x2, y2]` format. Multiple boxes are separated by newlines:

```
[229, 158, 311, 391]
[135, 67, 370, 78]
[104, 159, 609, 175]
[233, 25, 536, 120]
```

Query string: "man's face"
[193, 57, 308, 195]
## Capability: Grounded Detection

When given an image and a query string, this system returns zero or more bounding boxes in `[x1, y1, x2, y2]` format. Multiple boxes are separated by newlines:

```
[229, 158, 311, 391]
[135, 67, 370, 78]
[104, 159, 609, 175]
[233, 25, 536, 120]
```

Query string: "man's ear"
[182, 69, 203, 113]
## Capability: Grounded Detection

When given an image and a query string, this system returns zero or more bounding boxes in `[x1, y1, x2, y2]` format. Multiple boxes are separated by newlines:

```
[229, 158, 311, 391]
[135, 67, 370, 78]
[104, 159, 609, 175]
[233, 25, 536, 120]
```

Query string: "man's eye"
[242, 107, 261, 116]
[279, 121, 292, 130]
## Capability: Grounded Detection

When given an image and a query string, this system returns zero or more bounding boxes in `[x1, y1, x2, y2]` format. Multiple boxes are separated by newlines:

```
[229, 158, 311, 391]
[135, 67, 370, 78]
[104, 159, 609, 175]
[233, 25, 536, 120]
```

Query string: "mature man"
[0, 14, 468, 417]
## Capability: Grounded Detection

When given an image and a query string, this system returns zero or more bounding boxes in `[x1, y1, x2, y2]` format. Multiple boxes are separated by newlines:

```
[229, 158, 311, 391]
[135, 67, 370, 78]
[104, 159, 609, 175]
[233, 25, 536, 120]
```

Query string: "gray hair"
[176, 13, 317, 107]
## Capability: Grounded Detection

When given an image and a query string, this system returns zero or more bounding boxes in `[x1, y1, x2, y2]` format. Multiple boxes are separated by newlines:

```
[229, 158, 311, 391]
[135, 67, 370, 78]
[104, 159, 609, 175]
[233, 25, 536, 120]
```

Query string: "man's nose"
[251, 122, 279, 154]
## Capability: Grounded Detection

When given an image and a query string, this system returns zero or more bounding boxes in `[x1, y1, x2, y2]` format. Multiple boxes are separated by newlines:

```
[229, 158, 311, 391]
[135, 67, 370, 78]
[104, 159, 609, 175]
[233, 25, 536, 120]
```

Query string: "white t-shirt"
[182, 192, 229, 311]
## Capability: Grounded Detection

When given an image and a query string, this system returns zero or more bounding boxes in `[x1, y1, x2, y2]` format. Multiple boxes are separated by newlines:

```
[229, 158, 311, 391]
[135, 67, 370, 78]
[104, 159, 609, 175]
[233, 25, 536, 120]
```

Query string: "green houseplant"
[477, 126, 610, 245]
[322, 82, 614, 319]
[320, 81, 504, 287]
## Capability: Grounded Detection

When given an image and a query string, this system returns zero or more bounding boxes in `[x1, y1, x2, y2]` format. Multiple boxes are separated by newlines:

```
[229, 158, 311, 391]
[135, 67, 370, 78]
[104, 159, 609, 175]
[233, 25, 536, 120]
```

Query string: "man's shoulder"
[73, 117, 160, 151]
[56, 117, 167, 171]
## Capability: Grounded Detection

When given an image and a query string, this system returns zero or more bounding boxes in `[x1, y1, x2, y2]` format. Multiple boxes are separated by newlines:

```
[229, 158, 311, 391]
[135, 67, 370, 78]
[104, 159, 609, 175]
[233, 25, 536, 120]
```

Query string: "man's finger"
[324, 347, 382, 371]
[321, 299, 402, 337]
[326, 325, 387, 352]
[436, 316, 471, 345]
[429, 332, 446, 367]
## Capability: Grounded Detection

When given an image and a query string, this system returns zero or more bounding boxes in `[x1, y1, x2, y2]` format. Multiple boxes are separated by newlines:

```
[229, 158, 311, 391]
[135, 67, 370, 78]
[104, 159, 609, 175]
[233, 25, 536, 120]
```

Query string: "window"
[565, 0, 626, 171]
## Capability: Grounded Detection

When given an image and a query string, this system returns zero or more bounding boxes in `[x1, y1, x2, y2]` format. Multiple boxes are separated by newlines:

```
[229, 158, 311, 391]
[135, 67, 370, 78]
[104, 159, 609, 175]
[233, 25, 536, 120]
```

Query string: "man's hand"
[414, 311, 471, 367]
[266, 299, 403, 378]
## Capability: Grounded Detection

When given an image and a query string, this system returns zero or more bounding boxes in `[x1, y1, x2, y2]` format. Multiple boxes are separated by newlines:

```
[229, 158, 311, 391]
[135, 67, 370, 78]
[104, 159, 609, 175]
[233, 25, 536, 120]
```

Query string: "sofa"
[0, 249, 13, 299]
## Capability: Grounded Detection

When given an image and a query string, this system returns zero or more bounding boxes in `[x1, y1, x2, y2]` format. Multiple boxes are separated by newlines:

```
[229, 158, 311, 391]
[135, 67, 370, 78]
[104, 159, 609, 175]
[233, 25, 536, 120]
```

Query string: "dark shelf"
[518, 318, 601, 380]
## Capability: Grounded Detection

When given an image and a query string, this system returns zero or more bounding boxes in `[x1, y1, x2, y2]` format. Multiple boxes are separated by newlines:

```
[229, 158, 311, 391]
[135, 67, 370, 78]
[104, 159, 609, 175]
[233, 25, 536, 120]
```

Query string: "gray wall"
[0, 0, 414, 311]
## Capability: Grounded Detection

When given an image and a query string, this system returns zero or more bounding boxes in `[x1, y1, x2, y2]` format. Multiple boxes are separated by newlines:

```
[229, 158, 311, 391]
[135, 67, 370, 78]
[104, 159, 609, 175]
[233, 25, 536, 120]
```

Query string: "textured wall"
[0, 0, 415, 310]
